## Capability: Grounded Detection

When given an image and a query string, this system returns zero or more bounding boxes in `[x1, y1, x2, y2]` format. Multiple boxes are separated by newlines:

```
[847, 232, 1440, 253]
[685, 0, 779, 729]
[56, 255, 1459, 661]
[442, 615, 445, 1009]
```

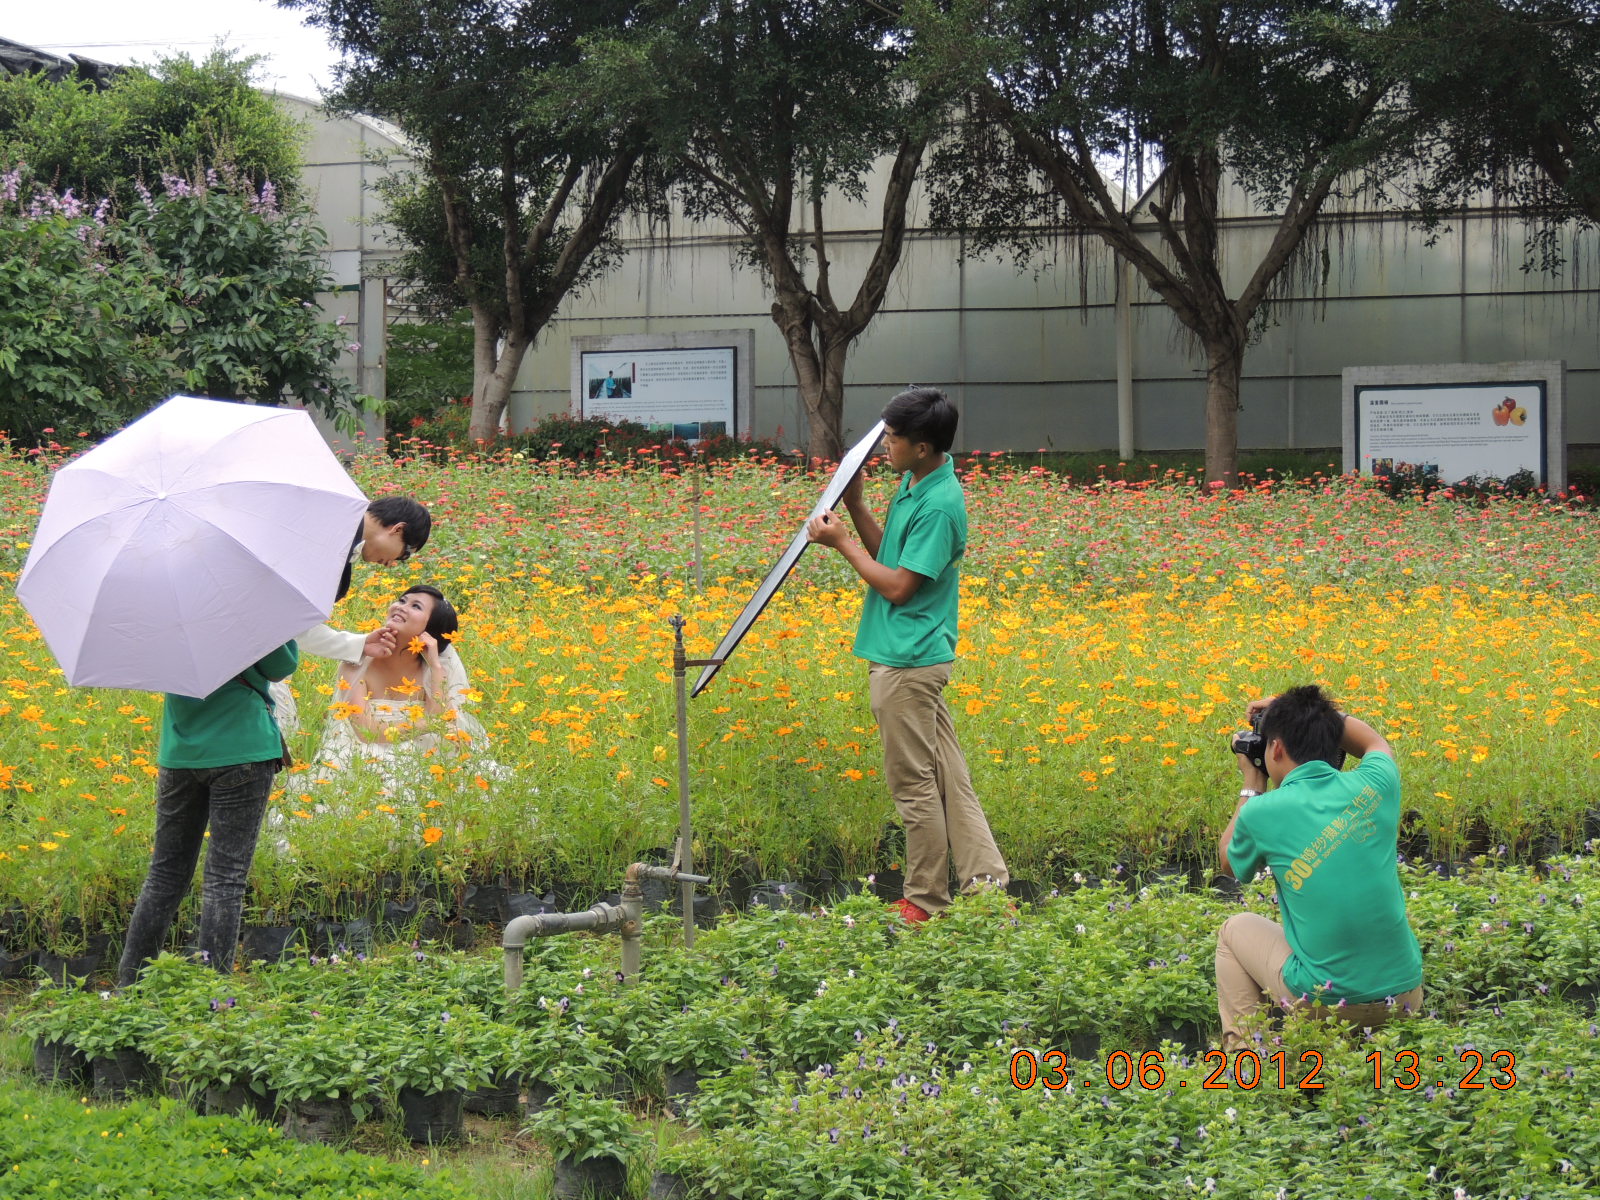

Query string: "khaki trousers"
[869, 661, 1008, 914]
[1215, 912, 1424, 1051]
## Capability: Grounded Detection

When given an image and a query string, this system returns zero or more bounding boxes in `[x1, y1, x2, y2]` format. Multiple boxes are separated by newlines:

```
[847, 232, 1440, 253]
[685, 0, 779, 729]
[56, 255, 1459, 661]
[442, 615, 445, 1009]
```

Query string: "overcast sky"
[7, 1, 343, 99]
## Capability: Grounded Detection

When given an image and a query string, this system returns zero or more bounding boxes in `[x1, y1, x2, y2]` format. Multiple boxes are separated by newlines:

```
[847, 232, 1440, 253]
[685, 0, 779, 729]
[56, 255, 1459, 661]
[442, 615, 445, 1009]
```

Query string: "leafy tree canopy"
[907, 0, 1406, 482]
[579, 0, 941, 458]
[281, 0, 656, 441]
[1343, 0, 1600, 270]
[0, 49, 304, 206]
[0, 168, 361, 445]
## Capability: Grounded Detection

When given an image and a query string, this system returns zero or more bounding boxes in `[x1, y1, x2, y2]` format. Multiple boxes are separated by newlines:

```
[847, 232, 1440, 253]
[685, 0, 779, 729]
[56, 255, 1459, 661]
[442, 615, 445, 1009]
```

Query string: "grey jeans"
[117, 760, 279, 986]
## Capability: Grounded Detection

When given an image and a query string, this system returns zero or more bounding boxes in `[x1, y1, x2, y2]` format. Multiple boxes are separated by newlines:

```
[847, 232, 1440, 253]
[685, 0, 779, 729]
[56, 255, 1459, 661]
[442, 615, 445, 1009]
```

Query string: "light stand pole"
[670, 615, 723, 947]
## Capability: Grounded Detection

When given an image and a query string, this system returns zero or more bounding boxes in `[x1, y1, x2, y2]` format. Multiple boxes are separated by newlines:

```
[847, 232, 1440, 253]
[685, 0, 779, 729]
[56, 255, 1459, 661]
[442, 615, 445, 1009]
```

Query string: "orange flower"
[408, 636, 427, 655]
[422, 826, 444, 845]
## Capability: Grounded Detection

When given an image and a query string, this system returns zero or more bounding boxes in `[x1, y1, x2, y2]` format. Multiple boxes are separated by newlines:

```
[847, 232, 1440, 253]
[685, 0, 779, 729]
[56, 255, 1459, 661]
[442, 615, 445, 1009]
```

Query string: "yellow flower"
[422, 826, 444, 845]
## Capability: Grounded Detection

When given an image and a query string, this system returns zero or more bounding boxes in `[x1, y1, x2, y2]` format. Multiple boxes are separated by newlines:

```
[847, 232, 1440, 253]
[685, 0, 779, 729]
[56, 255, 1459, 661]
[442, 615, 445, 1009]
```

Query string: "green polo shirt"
[159, 643, 298, 769]
[853, 455, 966, 668]
[1228, 751, 1422, 1004]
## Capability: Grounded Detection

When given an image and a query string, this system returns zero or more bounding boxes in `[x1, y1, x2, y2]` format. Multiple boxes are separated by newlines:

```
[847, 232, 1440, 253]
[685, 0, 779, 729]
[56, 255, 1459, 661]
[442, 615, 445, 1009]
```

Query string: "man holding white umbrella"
[17, 395, 431, 979]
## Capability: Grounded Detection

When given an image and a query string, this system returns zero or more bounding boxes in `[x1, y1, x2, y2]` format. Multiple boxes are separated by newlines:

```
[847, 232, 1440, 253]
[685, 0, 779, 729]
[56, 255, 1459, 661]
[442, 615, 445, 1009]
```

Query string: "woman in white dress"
[315, 584, 485, 781]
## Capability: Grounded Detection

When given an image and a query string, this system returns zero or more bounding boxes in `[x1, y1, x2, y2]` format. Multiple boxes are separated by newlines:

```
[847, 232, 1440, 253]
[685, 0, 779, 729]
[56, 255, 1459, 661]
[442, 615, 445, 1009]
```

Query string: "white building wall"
[510, 158, 1600, 454]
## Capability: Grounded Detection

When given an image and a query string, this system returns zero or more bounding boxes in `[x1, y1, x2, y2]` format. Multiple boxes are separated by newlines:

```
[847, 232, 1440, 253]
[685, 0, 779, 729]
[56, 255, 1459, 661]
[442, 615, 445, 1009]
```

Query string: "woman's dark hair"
[401, 584, 458, 650]
[1257, 685, 1345, 768]
[881, 386, 958, 453]
[369, 495, 432, 557]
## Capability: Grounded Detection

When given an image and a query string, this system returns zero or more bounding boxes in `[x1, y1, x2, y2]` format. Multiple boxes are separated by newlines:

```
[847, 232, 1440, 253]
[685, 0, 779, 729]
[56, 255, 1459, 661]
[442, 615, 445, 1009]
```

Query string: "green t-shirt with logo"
[159, 642, 299, 769]
[1227, 751, 1422, 1004]
[853, 456, 966, 668]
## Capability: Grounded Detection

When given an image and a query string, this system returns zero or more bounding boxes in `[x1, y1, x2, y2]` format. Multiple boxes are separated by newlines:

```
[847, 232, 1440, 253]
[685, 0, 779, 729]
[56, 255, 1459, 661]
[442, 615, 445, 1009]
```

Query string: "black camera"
[1230, 713, 1267, 771]
[1229, 711, 1349, 773]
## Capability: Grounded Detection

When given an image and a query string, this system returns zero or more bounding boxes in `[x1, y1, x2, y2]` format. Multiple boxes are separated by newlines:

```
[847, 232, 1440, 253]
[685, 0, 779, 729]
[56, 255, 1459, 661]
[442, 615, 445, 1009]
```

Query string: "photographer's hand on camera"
[1235, 751, 1269, 798]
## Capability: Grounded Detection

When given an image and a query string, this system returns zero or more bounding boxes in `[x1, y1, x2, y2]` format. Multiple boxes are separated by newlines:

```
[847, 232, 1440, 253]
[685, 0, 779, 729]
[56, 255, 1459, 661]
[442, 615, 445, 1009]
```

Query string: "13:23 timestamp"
[1367, 1049, 1516, 1090]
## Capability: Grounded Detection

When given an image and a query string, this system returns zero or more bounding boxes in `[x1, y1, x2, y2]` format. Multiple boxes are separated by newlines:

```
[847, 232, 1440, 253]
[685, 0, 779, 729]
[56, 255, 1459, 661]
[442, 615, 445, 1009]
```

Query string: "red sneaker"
[889, 898, 932, 923]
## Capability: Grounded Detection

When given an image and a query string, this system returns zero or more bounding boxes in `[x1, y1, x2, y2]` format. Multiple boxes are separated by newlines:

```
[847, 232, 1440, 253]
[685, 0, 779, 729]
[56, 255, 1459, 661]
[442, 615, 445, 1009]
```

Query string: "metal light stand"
[670, 614, 722, 948]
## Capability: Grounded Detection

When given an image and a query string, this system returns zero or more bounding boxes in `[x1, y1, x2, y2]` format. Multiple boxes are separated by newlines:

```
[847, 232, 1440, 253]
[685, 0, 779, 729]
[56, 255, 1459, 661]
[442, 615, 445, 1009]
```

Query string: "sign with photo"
[1353, 381, 1548, 485]
[579, 346, 737, 443]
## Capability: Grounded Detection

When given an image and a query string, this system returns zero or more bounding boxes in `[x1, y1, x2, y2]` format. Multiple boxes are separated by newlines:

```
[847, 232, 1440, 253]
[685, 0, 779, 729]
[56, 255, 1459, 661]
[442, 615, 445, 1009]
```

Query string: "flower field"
[1, 445, 1599, 942]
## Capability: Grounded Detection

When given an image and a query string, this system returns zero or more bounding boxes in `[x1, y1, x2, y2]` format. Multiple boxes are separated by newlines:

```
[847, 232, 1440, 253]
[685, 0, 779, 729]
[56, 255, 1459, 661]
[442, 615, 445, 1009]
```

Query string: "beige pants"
[1215, 912, 1424, 1051]
[869, 661, 1008, 914]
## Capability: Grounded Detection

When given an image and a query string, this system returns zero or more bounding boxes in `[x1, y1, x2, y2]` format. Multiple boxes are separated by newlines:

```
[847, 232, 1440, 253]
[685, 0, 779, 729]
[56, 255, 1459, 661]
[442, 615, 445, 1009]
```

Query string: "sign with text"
[580, 346, 736, 443]
[1353, 381, 1547, 485]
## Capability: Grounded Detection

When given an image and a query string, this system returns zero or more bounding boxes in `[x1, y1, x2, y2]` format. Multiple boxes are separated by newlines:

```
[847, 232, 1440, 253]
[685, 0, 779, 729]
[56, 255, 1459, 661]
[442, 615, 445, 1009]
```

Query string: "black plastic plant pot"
[203, 1079, 279, 1121]
[38, 948, 103, 987]
[1004, 879, 1043, 904]
[506, 892, 558, 920]
[748, 881, 809, 911]
[465, 1071, 523, 1116]
[670, 892, 722, 930]
[1209, 874, 1242, 899]
[240, 924, 300, 964]
[281, 1095, 356, 1143]
[33, 1037, 90, 1089]
[91, 1048, 157, 1101]
[309, 920, 345, 955]
[1152, 1019, 1202, 1053]
[553, 1154, 629, 1200]
[1067, 1031, 1101, 1061]
[0, 947, 39, 979]
[463, 882, 510, 924]
[524, 1079, 558, 1115]
[378, 897, 422, 937]
[869, 869, 905, 901]
[664, 1067, 700, 1116]
[398, 1085, 466, 1145]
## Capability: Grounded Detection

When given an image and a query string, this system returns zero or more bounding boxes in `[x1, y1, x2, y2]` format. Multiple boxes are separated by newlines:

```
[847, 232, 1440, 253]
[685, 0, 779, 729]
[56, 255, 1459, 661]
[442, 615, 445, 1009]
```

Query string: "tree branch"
[522, 157, 584, 270]
[840, 131, 928, 338]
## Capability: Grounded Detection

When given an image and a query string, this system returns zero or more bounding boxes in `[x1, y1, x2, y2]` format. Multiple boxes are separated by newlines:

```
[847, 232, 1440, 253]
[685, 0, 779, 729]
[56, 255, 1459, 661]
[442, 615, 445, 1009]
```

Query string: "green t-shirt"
[853, 455, 966, 668]
[1227, 751, 1423, 1004]
[159, 642, 299, 769]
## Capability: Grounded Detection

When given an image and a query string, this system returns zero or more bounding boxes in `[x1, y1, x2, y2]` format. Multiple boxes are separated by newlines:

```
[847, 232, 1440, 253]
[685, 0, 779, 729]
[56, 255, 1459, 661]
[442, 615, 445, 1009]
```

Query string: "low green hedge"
[0, 1084, 467, 1199]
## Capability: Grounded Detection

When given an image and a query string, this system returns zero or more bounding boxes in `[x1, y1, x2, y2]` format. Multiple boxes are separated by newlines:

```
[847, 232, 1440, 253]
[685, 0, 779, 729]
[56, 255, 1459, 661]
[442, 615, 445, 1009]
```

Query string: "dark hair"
[881, 386, 958, 453]
[400, 584, 458, 649]
[1257, 685, 1345, 768]
[369, 495, 432, 557]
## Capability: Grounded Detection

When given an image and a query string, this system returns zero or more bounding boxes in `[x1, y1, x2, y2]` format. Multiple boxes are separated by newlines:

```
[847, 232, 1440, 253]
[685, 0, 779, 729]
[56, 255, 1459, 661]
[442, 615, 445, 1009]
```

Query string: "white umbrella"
[17, 395, 369, 698]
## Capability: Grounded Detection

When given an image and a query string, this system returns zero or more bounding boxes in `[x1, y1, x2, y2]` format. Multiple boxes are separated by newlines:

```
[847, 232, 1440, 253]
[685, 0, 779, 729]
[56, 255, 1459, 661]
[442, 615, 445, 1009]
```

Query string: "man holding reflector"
[807, 387, 1008, 922]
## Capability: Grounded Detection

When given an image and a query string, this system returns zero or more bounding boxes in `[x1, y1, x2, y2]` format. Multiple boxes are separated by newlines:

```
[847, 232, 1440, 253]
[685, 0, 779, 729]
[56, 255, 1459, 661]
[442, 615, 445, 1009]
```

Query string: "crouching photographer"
[1215, 686, 1423, 1051]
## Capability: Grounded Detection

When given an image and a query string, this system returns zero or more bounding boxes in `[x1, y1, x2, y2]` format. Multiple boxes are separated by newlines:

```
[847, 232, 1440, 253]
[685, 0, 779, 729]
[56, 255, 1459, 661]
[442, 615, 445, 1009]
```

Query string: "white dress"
[312, 648, 489, 786]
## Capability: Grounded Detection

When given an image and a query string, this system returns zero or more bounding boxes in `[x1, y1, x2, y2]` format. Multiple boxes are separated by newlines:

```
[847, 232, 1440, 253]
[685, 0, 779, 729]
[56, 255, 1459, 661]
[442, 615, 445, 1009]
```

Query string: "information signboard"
[580, 346, 736, 443]
[1353, 381, 1547, 484]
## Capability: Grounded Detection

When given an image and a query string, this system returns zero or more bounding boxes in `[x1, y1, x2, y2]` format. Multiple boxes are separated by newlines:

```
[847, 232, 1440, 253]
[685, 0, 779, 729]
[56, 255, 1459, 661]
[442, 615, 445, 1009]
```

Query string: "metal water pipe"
[501, 862, 710, 995]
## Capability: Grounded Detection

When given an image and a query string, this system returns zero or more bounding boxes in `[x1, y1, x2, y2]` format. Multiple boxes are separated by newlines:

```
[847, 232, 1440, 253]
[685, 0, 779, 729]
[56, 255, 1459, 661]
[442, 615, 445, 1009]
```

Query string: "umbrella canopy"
[17, 396, 369, 698]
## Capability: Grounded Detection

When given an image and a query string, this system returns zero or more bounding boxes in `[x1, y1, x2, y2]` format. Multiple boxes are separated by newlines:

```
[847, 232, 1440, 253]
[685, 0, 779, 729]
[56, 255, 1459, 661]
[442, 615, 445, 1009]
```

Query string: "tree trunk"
[467, 308, 529, 444]
[811, 338, 849, 462]
[771, 297, 845, 462]
[1203, 338, 1243, 487]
